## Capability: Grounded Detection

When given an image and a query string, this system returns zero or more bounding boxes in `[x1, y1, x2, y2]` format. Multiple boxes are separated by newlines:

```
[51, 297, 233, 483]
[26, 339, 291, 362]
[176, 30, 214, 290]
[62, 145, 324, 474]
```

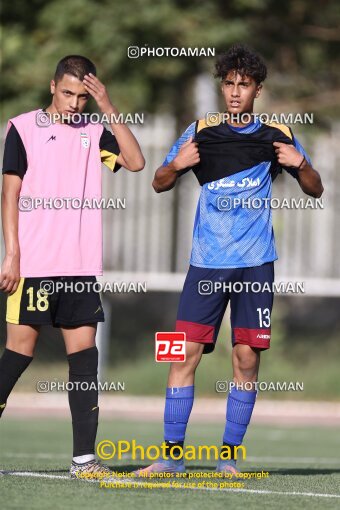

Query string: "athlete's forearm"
[274, 142, 323, 198]
[106, 105, 144, 172]
[1, 176, 21, 257]
[152, 162, 179, 193]
[297, 160, 323, 198]
[153, 137, 199, 193]
[0, 176, 21, 292]
[109, 119, 145, 172]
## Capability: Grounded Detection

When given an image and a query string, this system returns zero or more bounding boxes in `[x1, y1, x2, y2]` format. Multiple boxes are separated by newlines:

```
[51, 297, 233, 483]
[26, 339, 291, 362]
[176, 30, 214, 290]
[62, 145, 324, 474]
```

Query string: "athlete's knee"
[6, 338, 36, 357]
[6, 324, 39, 357]
[170, 342, 203, 375]
[67, 346, 98, 376]
[188, 341, 204, 361]
[233, 344, 260, 376]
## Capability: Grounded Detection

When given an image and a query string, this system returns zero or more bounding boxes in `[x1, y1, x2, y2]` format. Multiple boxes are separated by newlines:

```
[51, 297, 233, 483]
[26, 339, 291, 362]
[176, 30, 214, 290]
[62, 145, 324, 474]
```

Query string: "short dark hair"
[54, 55, 96, 83]
[214, 44, 267, 84]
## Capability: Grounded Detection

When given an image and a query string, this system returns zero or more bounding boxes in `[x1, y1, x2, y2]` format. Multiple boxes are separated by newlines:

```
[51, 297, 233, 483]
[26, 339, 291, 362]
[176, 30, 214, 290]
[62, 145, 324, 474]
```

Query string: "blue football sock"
[222, 387, 257, 462]
[164, 385, 194, 449]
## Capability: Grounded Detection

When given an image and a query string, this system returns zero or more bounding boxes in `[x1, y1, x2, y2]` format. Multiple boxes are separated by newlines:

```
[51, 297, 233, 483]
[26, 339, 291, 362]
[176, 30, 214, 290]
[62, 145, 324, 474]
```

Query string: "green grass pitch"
[1, 418, 340, 510]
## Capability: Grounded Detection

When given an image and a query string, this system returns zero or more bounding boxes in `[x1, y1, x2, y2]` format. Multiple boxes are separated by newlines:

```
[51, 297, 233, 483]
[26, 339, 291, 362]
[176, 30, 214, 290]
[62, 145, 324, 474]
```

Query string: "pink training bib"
[8, 109, 107, 277]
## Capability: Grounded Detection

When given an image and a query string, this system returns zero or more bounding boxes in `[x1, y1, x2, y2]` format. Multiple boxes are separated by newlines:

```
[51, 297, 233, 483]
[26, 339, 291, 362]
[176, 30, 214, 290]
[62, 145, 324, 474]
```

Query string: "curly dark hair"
[214, 44, 267, 84]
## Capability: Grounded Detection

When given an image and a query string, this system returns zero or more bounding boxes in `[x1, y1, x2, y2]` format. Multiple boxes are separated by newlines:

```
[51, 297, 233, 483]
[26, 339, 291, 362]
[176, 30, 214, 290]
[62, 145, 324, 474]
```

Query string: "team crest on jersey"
[80, 132, 90, 149]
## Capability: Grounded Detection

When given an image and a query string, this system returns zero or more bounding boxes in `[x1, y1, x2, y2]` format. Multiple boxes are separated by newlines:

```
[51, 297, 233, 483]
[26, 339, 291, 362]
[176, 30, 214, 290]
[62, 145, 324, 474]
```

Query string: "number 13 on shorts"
[257, 307, 271, 328]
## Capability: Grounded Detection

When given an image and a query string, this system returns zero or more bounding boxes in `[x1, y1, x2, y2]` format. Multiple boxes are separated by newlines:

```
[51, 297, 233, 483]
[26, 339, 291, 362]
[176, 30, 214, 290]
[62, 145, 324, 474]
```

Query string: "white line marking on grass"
[246, 456, 340, 465]
[4, 472, 340, 499]
[213, 489, 340, 499]
[5, 472, 70, 480]
[3, 453, 69, 459]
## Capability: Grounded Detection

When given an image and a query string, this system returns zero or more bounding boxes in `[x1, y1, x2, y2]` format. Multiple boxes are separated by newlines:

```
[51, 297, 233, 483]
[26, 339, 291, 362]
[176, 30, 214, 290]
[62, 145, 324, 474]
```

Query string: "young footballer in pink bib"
[0, 55, 145, 479]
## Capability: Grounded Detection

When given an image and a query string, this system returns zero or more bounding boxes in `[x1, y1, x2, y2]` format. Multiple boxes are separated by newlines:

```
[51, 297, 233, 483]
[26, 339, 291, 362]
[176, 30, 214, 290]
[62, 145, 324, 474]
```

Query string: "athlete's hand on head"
[83, 74, 117, 115]
[273, 142, 305, 168]
[172, 137, 200, 171]
[0, 254, 20, 294]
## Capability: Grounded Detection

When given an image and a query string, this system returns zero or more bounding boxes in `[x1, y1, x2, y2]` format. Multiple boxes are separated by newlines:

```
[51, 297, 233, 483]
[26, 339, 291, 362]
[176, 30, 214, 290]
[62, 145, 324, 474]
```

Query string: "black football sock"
[222, 442, 238, 460]
[67, 346, 99, 457]
[0, 348, 33, 417]
[165, 440, 184, 460]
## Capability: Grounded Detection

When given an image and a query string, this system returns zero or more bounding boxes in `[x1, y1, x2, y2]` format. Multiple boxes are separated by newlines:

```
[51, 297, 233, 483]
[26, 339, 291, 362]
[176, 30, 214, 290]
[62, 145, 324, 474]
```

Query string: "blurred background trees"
[1, 0, 340, 127]
[1, 0, 340, 397]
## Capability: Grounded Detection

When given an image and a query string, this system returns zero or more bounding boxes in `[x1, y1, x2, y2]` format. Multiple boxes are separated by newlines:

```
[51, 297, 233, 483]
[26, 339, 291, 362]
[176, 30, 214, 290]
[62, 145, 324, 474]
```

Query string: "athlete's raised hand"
[83, 73, 144, 172]
[173, 137, 200, 171]
[83, 73, 116, 115]
[273, 142, 304, 168]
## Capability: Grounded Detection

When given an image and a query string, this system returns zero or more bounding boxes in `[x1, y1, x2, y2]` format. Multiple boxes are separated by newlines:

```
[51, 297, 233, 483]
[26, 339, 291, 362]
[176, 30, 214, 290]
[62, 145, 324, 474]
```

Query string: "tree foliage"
[1, 0, 339, 123]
